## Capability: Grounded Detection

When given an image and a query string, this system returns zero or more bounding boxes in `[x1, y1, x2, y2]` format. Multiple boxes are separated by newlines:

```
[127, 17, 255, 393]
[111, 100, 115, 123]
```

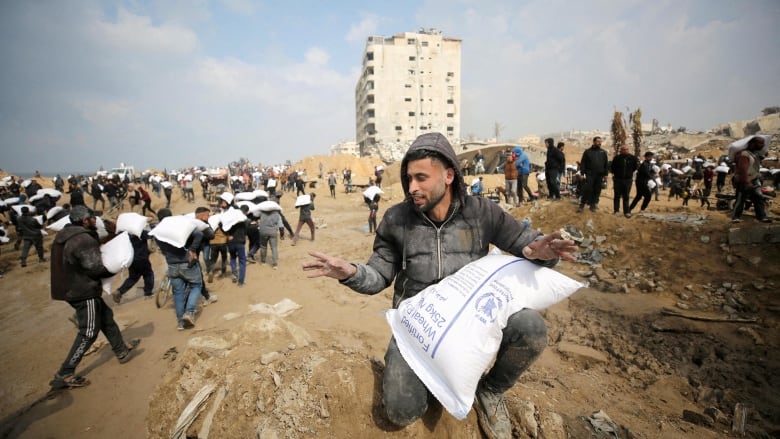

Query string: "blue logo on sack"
[475, 293, 503, 324]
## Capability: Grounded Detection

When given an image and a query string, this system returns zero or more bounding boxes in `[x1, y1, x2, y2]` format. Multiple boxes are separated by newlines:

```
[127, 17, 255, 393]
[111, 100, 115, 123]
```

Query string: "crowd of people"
[0, 131, 775, 439]
[460, 135, 775, 223]
[0, 163, 349, 393]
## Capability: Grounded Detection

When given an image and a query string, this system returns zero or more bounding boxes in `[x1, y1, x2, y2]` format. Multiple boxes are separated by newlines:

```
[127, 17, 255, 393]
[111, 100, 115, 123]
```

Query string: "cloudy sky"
[2, 0, 778, 174]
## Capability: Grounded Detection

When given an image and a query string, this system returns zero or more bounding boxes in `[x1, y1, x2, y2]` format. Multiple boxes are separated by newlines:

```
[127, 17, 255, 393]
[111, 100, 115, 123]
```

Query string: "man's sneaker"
[474, 382, 512, 439]
[758, 217, 772, 223]
[20, 261, 27, 268]
[111, 290, 121, 304]
[177, 323, 184, 331]
[589, 206, 599, 212]
[231, 275, 238, 283]
[624, 213, 632, 218]
[731, 218, 742, 223]
[247, 255, 257, 264]
[207, 271, 214, 283]
[576, 205, 584, 213]
[39, 257, 48, 263]
[203, 294, 218, 306]
[182, 312, 196, 328]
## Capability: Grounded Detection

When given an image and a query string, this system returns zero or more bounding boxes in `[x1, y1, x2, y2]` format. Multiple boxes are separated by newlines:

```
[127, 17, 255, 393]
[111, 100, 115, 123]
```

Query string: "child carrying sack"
[385, 254, 584, 420]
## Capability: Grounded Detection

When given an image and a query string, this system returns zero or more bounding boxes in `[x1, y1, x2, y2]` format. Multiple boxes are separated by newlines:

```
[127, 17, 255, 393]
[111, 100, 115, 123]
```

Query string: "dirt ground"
[0, 158, 778, 439]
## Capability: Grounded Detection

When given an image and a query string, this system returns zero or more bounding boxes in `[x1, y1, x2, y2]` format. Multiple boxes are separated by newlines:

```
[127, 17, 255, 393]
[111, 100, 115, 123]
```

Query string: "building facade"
[329, 140, 360, 157]
[355, 29, 461, 155]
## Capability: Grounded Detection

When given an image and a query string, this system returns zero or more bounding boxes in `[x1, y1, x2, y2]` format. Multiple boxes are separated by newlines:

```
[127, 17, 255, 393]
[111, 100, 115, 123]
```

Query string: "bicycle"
[156, 274, 172, 309]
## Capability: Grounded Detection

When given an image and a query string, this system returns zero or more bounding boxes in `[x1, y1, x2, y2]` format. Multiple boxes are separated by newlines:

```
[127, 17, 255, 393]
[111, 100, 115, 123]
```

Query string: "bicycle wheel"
[156, 275, 171, 309]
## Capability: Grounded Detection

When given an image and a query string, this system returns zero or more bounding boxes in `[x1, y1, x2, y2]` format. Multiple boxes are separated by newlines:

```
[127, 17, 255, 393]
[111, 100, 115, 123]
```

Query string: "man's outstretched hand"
[522, 231, 578, 262]
[302, 251, 357, 280]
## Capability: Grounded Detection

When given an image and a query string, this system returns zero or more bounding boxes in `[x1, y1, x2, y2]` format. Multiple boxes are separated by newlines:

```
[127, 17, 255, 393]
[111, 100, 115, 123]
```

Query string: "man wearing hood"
[303, 133, 577, 439]
[49, 206, 139, 389]
[514, 146, 535, 203]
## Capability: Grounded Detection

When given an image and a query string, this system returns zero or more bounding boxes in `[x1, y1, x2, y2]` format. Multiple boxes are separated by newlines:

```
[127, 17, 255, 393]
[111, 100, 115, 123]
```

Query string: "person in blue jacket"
[515, 146, 535, 203]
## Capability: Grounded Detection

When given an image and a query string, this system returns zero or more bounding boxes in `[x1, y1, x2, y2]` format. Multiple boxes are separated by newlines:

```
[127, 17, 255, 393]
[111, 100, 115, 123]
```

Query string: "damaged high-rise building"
[355, 29, 461, 157]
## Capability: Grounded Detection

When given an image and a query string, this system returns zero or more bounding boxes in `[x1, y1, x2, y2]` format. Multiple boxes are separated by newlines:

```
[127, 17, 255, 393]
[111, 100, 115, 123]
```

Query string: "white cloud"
[93, 8, 198, 55]
[304, 47, 329, 66]
[2, 0, 778, 174]
[345, 15, 378, 43]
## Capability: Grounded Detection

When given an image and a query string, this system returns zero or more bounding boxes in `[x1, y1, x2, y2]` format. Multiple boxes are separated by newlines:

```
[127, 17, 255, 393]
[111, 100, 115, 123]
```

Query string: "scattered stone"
[678, 292, 690, 300]
[260, 352, 284, 365]
[737, 326, 765, 345]
[592, 266, 610, 281]
[733, 403, 748, 436]
[556, 342, 608, 367]
[682, 409, 714, 428]
[695, 386, 724, 405]
[319, 398, 330, 418]
[637, 279, 655, 292]
[538, 410, 566, 439]
[187, 335, 234, 357]
[561, 224, 584, 242]
[516, 399, 538, 438]
[700, 235, 710, 243]
[585, 219, 595, 234]
[748, 256, 761, 266]
[703, 407, 728, 425]
[587, 410, 619, 435]
[675, 302, 690, 310]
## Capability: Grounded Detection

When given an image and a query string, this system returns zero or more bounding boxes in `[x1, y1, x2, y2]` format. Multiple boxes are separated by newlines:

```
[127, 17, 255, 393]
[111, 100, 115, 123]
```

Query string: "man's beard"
[411, 186, 446, 214]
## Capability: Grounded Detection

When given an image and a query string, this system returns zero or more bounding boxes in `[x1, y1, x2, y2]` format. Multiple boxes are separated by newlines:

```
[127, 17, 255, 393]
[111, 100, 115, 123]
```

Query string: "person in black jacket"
[17, 206, 46, 267]
[68, 180, 85, 207]
[25, 179, 42, 199]
[610, 144, 639, 217]
[544, 138, 565, 200]
[112, 229, 154, 303]
[629, 151, 656, 214]
[577, 136, 609, 212]
[91, 178, 105, 212]
[226, 206, 249, 287]
[303, 132, 578, 439]
[49, 206, 139, 389]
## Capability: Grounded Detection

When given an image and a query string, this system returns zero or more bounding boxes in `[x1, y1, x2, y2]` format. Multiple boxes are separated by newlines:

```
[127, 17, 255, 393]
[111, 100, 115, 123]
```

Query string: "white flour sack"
[101, 231, 134, 274]
[385, 254, 584, 420]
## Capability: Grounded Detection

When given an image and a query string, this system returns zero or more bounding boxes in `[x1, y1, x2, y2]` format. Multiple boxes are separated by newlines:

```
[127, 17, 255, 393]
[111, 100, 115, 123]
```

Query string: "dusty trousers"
[380, 308, 547, 426]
